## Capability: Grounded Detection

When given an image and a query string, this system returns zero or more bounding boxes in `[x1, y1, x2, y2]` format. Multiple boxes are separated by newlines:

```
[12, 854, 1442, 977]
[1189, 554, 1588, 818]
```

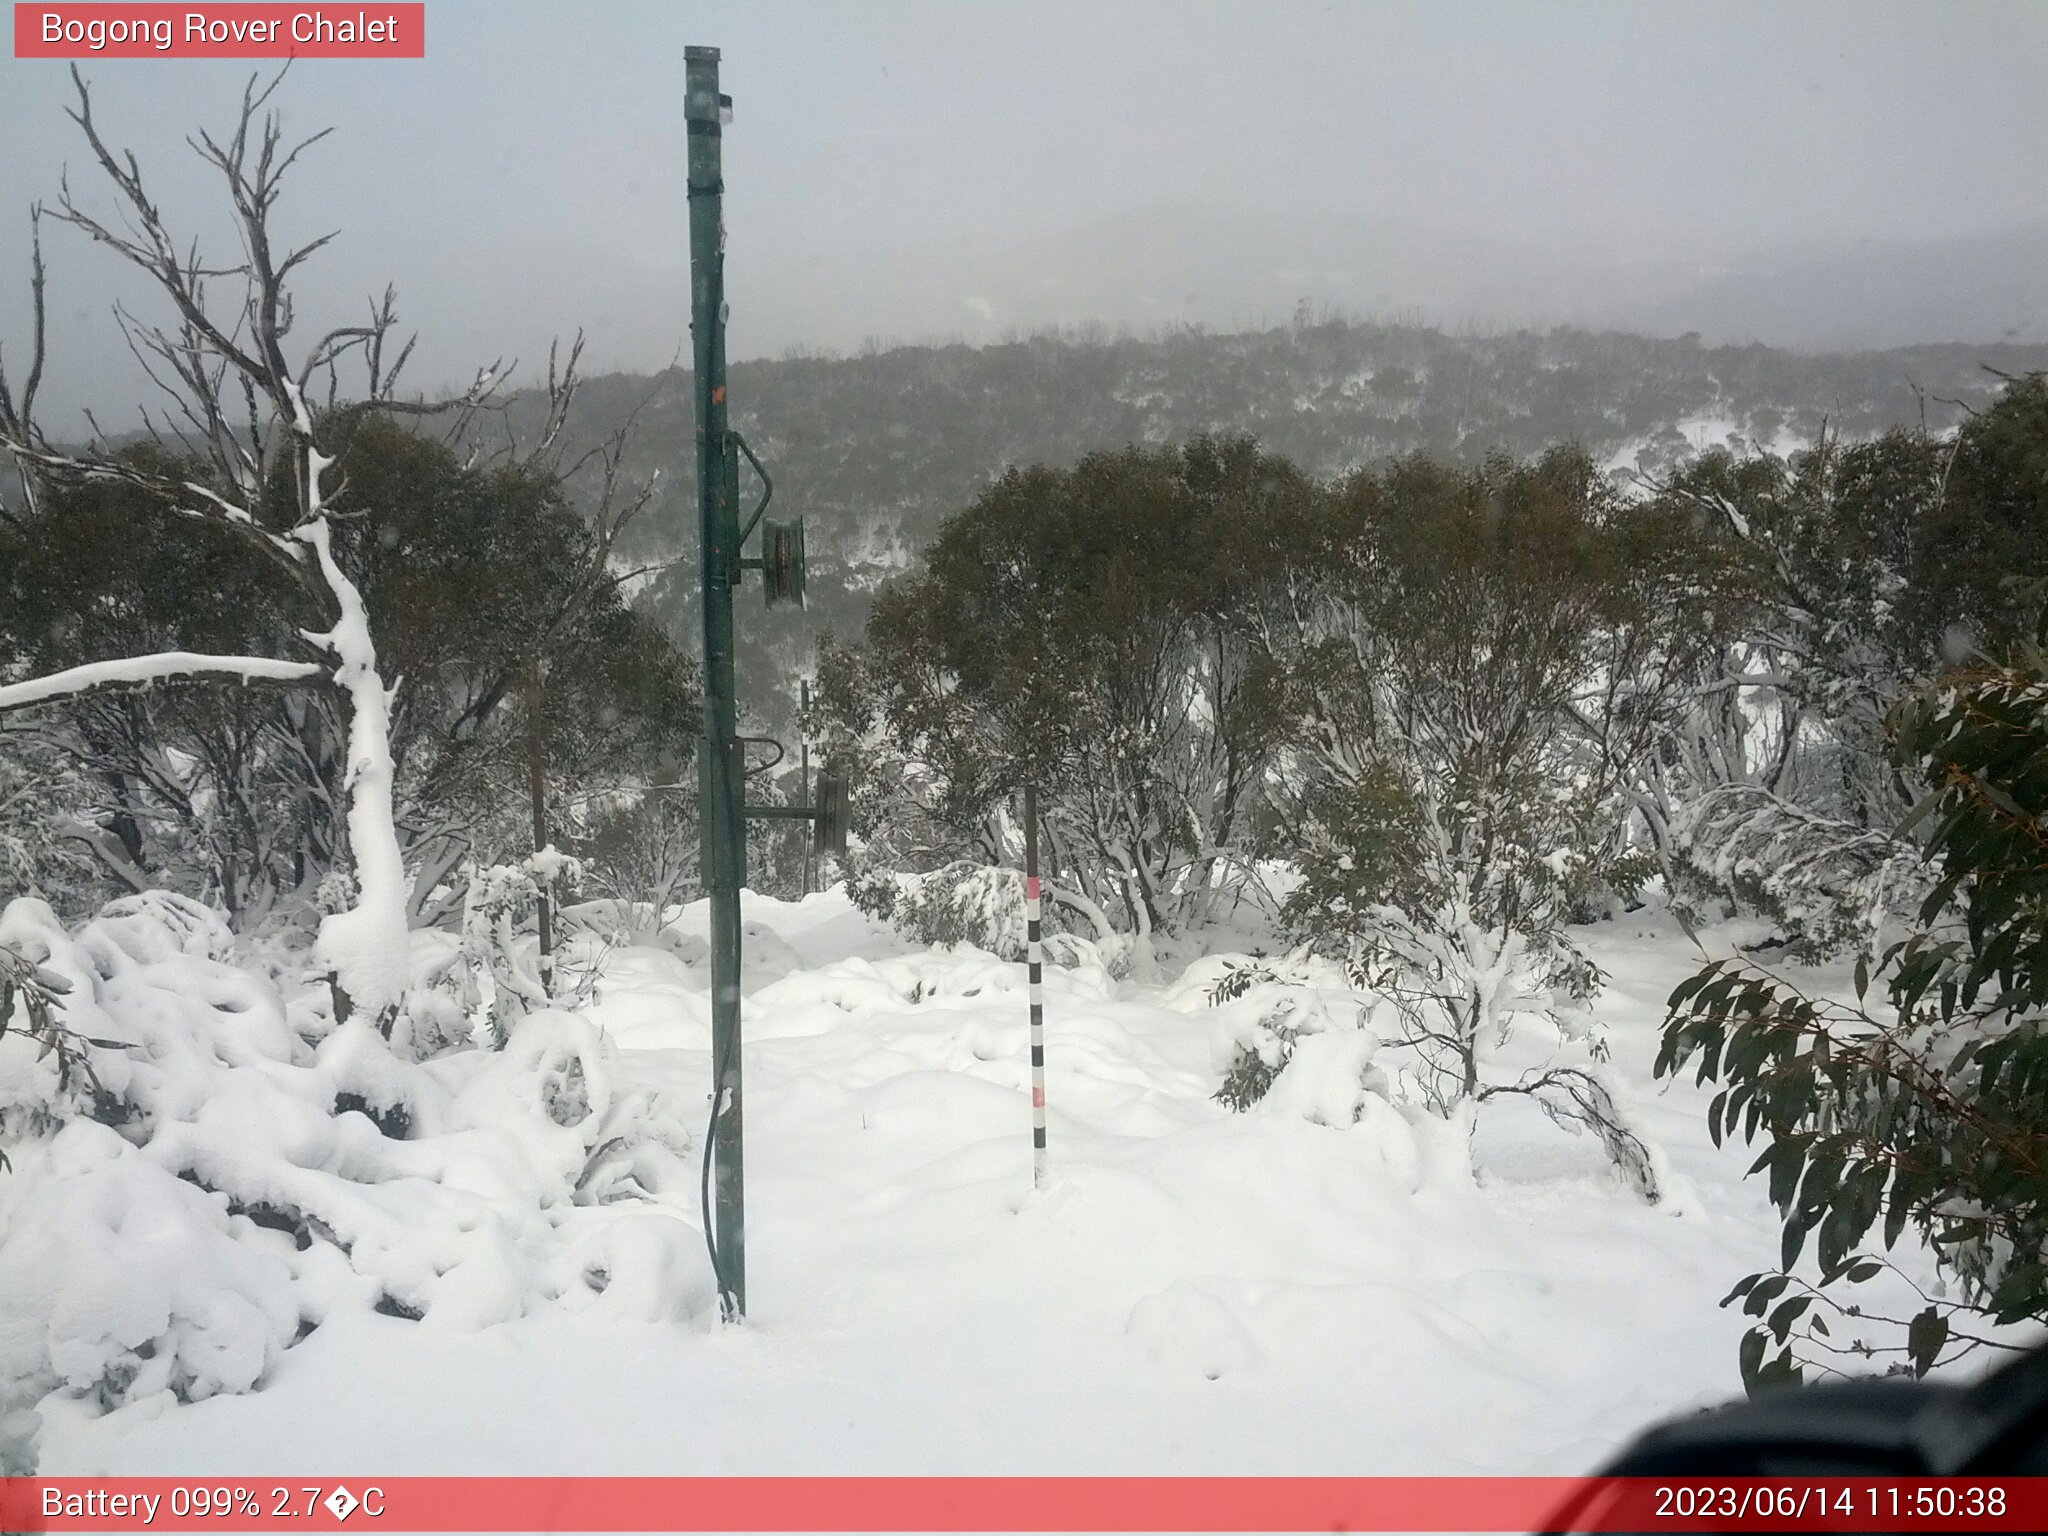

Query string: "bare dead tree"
[6, 68, 511, 520]
[0, 67, 516, 1026]
[0, 207, 49, 525]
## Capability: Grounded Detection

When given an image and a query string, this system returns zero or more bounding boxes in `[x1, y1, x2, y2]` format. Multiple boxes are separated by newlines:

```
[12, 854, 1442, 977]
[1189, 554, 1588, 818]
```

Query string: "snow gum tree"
[0, 415, 693, 936]
[1639, 378, 2048, 954]
[1268, 448, 1708, 1179]
[0, 69, 512, 1024]
[814, 435, 1304, 968]
[292, 412, 695, 927]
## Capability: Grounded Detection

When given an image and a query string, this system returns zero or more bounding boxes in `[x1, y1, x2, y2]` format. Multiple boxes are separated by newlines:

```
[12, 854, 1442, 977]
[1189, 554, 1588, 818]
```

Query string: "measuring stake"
[1024, 782, 1048, 1188]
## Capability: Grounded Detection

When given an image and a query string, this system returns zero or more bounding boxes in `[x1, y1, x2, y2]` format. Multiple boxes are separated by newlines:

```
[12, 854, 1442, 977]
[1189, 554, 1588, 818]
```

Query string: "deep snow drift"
[0, 886, 1944, 1476]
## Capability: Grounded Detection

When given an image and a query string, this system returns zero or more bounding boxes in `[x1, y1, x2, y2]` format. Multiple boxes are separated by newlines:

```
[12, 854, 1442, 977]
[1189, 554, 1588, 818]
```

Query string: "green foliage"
[1907, 374, 2048, 659]
[0, 419, 695, 920]
[817, 435, 1306, 938]
[1207, 961, 1299, 1111]
[0, 731, 104, 917]
[1645, 380, 2048, 953]
[0, 447, 310, 915]
[1659, 610, 2048, 1392]
[574, 790, 697, 920]
[0, 940, 108, 1163]
[1277, 448, 1690, 1099]
[314, 417, 697, 845]
[1202, 956, 1392, 1115]
[875, 861, 1033, 959]
[1214, 1046, 1284, 1114]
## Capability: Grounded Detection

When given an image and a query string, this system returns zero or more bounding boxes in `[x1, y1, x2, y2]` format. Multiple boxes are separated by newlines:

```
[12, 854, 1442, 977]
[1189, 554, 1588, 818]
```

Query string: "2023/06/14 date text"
[1651, 1480, 2011, 1525]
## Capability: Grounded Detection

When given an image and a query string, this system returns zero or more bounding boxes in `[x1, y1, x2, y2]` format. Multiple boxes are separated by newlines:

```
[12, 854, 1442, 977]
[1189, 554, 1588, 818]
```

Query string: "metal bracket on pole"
[743, 770, 849, 859]
[727, 433, 804, 608]
[733, 432, 774, 547]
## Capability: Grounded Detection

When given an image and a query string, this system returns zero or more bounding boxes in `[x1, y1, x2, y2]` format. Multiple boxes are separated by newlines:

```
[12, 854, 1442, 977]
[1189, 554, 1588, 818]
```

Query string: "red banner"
[2, 1476, 2046, 1532]
[13, 5, 425, 58]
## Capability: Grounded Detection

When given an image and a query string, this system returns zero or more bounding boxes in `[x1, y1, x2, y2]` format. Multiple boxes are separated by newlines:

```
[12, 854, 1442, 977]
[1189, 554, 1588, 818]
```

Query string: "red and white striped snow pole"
[1024, 782, 1048, 1189]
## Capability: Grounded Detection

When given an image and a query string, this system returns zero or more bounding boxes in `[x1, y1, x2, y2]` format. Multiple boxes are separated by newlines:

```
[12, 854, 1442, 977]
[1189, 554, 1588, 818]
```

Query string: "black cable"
[700, 1007, 739, 1318]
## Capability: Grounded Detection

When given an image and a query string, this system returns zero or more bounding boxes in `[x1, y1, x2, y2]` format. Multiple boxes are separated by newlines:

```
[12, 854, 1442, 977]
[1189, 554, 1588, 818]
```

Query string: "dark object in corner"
[1537, 1341, 2048, 1532]
[1596, 1340, 2048, 1477]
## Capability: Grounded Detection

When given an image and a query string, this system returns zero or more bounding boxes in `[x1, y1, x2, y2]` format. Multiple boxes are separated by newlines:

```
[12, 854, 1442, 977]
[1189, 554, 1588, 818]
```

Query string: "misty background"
[2, 0, 2046, 432]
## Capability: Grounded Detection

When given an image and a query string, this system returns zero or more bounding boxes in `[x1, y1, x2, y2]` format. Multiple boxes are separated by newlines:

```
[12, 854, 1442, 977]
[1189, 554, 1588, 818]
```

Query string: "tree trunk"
[525, 653, 553, 996]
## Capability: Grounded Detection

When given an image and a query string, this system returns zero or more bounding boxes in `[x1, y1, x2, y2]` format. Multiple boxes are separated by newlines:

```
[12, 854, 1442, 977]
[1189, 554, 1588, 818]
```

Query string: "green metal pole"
[686, 44, 745, 1322]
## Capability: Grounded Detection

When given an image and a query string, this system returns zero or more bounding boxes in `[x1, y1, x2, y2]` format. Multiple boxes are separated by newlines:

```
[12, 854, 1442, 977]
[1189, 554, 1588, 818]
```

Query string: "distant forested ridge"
[501, 318, 2048, 708]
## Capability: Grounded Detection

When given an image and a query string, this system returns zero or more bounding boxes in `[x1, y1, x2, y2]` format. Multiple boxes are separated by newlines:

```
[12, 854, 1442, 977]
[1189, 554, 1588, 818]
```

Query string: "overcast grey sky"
[4, 0, 2046, 426]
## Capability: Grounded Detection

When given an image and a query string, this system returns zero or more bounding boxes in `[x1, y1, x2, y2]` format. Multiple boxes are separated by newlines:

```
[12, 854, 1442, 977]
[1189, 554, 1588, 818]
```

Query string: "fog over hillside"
[755, 211, 2048, 358]
[9, 2, 2046, 429]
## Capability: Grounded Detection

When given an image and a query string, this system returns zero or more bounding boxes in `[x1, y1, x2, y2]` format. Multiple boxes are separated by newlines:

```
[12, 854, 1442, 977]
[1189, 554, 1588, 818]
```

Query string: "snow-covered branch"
[0, 652, 326, 716]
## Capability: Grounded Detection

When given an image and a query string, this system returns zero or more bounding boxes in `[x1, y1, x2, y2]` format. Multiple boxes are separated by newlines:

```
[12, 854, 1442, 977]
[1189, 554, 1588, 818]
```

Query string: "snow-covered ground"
[9, 890, 1908, 1477]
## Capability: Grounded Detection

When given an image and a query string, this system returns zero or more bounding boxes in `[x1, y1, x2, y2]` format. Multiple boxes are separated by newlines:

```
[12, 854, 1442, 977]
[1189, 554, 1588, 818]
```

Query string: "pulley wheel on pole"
[813, 770, 850, 858]
[761, 518, 806, 607]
